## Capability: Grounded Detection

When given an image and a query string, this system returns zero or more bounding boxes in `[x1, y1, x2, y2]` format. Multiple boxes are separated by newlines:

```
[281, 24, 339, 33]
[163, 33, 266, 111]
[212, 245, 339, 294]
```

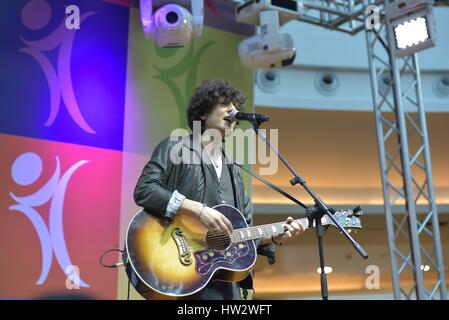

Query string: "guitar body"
[125, 204, 257, 299]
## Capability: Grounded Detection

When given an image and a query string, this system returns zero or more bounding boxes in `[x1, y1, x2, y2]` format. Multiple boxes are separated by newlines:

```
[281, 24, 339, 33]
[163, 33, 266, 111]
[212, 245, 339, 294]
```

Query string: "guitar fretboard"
[230, 216, 329, 243]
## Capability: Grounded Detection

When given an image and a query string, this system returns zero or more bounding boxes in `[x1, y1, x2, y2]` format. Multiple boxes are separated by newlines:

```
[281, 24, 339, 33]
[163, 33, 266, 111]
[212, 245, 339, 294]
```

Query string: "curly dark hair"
[187, 79, 247, 132]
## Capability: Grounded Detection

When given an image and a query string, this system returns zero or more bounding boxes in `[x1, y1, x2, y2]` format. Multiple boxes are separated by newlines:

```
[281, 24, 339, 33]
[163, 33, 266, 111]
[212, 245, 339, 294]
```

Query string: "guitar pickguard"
[194, 242, 250, 276]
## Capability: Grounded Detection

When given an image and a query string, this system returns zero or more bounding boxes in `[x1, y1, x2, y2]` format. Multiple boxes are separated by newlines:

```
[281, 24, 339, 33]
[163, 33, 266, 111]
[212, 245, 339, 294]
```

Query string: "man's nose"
[227, 104, 237, 113]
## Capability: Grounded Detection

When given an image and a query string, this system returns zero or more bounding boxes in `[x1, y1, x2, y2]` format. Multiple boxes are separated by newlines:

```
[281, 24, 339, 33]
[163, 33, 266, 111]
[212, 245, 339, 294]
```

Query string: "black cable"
[235, 162, 308, 210]
[99, 248, 124, 268]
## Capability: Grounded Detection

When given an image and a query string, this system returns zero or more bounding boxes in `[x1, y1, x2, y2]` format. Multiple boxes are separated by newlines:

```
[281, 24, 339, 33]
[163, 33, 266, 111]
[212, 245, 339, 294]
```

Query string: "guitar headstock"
[327, 206, 363, 230]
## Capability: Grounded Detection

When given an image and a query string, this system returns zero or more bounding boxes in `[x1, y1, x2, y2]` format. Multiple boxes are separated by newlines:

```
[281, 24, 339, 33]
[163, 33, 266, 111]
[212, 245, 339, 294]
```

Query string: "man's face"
[202, 101, 237, 138]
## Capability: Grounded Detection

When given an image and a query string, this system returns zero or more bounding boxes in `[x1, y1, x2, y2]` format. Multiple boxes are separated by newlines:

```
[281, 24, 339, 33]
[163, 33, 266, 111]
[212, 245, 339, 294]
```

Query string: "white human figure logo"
[9, 152, 90, 287]
[19, 0, 97, 134]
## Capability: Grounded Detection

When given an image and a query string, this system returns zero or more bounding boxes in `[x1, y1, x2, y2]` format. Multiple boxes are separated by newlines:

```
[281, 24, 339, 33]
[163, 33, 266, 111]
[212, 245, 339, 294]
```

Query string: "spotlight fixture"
[235, 0, 303, 68]
[140, 0, 204, 48]
[385, 0, 436, 57]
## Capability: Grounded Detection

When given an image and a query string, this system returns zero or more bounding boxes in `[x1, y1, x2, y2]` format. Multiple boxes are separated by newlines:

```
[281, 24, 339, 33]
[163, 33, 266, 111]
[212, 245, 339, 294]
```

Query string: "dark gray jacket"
[133, 135, 276, 288]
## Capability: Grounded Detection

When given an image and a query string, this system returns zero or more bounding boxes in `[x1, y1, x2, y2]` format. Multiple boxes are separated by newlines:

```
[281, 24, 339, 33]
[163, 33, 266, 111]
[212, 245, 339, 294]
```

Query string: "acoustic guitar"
[123, 204, 362, 299]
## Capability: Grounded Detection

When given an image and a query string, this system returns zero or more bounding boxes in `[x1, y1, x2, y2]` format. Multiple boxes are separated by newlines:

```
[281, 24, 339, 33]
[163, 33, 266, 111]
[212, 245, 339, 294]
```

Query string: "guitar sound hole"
[205, 232, 231, 250]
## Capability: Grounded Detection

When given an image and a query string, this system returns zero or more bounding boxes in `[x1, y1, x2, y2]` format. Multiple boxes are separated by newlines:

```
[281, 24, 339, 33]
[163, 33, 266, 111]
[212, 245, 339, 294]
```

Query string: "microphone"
[226, 110, 270, 123]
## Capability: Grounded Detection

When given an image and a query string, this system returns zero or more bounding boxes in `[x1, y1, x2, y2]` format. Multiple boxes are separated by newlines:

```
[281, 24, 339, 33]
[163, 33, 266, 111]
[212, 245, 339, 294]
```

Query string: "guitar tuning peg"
[353, 206, 363, 217]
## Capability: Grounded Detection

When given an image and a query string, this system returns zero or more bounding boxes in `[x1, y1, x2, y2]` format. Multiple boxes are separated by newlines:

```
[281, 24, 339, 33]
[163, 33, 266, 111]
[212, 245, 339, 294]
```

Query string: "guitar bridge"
[171, 227, 192, 266]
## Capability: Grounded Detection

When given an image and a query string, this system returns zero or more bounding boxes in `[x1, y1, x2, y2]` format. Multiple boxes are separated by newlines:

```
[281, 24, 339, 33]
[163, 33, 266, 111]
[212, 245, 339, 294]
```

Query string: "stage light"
[386, 0, 436, 57]
[238, 10, 296, 68]
[139, 0, 203, 48]
[235, 0, 303, 68]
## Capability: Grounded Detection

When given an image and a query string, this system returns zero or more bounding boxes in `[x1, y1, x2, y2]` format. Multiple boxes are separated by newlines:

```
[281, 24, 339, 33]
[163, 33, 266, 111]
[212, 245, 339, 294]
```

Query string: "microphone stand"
[247, 119, 368, 300]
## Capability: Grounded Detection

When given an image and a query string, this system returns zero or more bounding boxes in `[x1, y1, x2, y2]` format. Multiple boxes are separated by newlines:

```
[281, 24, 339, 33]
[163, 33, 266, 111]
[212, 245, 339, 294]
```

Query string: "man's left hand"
[272, 217, 305, 245]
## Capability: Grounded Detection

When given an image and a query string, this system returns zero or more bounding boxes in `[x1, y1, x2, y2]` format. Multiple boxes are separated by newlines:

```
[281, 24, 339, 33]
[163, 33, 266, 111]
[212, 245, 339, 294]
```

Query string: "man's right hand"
[181, 199, 234, 235]
[198, 205, 234, 236]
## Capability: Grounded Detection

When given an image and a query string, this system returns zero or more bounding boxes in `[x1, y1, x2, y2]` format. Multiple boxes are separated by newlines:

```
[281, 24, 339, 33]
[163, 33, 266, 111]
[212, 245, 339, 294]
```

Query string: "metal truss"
[297, 0, 447, 300]
[229, 0, 448, 299]
[361, 0, 446, 299]
[229, 0, 448, 34]
[293, 0, 446, 34]
[299, 0, 381, 34]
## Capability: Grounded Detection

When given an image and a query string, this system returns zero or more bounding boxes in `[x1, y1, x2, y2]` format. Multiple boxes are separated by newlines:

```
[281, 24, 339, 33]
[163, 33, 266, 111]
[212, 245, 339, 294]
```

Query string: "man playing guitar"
[133, 79, 305, 300]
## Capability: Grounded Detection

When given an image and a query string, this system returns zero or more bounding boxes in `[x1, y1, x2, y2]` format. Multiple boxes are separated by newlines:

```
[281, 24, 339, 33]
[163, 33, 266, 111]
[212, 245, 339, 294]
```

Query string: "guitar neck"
[230, 216, 330, 243]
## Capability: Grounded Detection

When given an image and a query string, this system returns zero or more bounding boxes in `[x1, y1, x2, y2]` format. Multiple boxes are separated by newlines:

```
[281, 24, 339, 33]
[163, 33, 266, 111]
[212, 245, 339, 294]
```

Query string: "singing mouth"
[223, 116, 233, 124]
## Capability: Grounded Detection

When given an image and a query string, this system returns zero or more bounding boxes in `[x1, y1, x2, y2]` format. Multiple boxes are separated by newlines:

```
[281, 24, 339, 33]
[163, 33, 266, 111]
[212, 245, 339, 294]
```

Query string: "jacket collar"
[179, 134, 238, 177]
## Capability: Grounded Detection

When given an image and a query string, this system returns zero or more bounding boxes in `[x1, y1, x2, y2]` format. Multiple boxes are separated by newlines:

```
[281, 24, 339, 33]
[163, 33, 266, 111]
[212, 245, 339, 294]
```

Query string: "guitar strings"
[206, 229, 284, 241]
[188, 235, 259, 250]
[202, 217, 319, 242]
[205, 227, 286, 242]
[197, 216, 352, 247]
[205, 223, 286, 239]
[187, 215, 353, 251]
[195, 220, 306, 248]
[188, 232, 283, 250]
[200, 218, 349, 247]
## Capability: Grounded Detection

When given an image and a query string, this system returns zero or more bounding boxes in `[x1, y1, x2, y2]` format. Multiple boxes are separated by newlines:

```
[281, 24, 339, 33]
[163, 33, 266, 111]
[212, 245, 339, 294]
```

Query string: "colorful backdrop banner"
[0, 0, 129, 150]
[0, 0, 255, 300]
[0, 133, 122, 299]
